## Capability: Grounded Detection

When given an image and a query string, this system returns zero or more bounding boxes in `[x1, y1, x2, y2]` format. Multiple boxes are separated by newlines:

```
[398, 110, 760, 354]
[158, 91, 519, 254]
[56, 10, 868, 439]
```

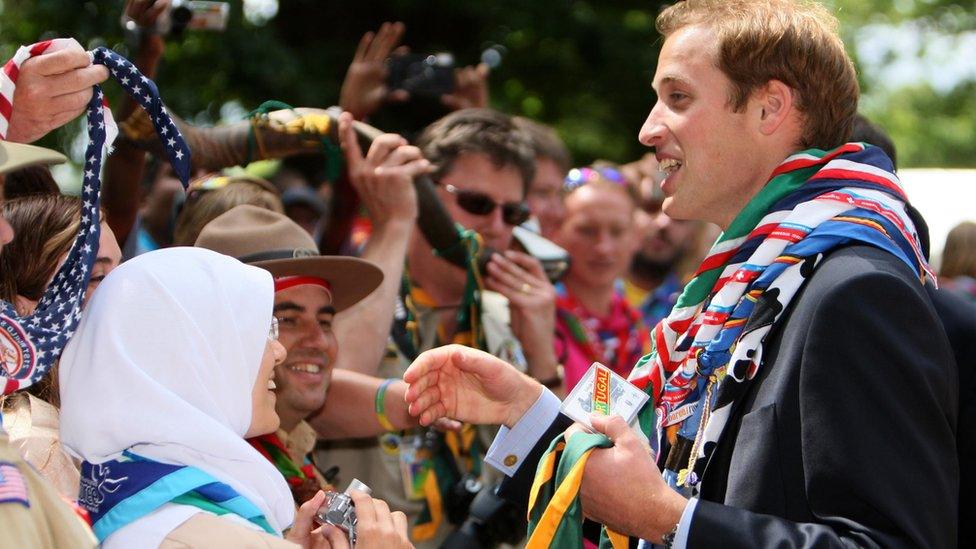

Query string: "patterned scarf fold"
[248, 433, 325, 506]
[0, 40, 189, 395]
[525, 143, 932, 548]
[79, 453, 275, 542]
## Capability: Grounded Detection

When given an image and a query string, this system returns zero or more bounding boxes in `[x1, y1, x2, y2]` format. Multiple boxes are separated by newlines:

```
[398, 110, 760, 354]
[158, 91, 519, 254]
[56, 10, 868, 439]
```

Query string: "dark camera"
[387, 53, 455, 99]
[445, 474, 483, 525]
[441, 483, 526, 549]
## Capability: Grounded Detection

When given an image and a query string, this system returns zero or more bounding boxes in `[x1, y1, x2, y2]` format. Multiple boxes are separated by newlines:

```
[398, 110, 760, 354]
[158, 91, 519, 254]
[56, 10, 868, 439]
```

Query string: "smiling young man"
[401, 1, 958, 547]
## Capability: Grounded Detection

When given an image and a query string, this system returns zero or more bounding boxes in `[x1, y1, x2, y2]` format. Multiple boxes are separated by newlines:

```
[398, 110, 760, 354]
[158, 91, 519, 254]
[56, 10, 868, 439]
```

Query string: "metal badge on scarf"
[0, 39, 189, 394]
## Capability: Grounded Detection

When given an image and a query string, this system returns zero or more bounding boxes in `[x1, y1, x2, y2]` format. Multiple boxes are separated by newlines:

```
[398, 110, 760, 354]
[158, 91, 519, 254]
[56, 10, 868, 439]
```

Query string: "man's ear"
[754, 80, 795, 136]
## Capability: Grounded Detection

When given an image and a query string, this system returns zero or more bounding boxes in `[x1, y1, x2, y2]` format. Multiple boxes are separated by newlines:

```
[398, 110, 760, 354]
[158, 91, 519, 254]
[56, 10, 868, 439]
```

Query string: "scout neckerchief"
[248, 433, 326, 506]
[78, 452, 276, 542]
[555, 283, 650, 379]
[0, 39, 189, 396]
[396, 228, 488, 540]
[525, 143, 933, 548]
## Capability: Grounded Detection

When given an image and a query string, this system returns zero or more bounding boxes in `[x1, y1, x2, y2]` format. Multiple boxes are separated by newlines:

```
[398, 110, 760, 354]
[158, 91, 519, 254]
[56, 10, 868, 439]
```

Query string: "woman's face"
[556, 185, 638, 290]
[85, 221, 122, 304]
[245, 337, 287, 438]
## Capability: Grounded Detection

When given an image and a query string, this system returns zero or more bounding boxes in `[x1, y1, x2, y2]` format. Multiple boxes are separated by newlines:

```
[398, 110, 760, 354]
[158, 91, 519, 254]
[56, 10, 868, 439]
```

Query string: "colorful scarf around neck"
[525, 143, 933, 548]
[248, 433, 325, 505]
[555, 284, 650, 388]
[79, 453, 275, 543]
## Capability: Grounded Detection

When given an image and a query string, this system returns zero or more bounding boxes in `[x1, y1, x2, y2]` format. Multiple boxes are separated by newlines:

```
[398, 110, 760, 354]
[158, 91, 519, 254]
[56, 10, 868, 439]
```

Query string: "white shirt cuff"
[485, 388, 561, 476]
[671, 497, 698, 549]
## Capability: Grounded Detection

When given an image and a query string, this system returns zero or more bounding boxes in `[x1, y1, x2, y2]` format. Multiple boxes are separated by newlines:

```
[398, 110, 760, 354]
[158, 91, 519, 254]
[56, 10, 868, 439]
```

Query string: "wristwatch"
[661, 522, 679, 549]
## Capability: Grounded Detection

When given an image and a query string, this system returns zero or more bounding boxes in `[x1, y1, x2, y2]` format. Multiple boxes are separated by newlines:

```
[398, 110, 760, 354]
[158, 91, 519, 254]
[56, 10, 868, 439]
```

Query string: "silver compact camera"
[315, 478, 371, 545]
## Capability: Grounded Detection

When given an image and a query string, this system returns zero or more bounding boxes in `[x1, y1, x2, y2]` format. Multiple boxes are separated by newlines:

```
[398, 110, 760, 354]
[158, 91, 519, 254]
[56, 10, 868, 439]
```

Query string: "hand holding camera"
[286, 479, 411, 549]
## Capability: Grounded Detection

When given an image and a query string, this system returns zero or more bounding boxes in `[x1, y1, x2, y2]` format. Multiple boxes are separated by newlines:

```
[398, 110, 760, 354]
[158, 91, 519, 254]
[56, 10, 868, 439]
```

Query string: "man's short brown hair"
[512, 117, 572, 175]
[417, 109, 536, 195]
[657, 0, 858, 150]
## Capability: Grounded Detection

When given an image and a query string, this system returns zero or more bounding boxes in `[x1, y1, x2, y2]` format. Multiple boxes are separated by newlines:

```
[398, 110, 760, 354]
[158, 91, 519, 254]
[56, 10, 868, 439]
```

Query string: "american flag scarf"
[525, 143, 932, 549]
[0, 39, 189, 395]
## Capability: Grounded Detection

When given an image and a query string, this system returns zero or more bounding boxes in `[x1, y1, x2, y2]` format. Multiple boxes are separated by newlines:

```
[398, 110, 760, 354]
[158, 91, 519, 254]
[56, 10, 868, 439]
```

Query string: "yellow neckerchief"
[621, 277, 651, 311]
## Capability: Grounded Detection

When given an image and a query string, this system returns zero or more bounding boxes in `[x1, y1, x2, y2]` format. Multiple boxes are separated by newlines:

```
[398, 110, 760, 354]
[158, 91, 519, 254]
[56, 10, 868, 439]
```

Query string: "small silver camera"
[315, 478, 371, 546]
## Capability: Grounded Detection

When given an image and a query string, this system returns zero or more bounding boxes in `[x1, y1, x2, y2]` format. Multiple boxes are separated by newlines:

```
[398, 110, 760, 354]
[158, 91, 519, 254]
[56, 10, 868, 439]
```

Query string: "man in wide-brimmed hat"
[196, 204, 434, 503]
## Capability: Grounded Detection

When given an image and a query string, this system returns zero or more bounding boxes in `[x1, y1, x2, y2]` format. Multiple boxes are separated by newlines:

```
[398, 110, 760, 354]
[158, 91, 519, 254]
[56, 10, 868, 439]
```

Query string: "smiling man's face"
[272, 284, 337, 426]
[638, 24, 767, 228]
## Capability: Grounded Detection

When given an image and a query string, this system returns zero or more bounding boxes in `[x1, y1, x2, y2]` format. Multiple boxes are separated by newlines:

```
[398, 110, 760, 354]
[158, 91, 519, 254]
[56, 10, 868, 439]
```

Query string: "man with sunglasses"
[324, 108, 562, 546]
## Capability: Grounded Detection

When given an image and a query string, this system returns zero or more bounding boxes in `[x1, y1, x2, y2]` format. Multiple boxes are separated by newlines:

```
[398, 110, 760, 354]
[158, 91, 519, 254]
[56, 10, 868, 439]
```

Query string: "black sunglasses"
[442, 184, 531, 226]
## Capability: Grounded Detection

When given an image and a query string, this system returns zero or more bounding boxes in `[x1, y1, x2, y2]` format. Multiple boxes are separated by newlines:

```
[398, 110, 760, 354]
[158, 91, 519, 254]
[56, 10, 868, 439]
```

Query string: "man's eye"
[670, 92, 688, 102]
[88, 275, 105, 286]
[277, 317, 298, 327]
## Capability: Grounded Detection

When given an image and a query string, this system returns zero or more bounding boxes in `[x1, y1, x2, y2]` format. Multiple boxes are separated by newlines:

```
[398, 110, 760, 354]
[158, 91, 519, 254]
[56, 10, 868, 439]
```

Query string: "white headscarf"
[59, 247, 293, 546]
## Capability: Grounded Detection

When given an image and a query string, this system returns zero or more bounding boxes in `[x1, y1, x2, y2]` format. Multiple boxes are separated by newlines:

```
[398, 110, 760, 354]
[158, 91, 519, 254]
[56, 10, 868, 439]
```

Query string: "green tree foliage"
[0, 0, 669, 165]
[829, 0, 976, 167]
[3, 1, 971, 168]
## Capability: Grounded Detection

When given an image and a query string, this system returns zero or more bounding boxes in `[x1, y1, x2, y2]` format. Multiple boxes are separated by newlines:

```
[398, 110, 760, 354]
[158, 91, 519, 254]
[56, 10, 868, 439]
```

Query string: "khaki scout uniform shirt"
[0, 430, 96, 548]
[4, 393, 80, 500]
[161, 513, 299, 548]
[279, 420, 330, 491]
[318, 289, 525, 548]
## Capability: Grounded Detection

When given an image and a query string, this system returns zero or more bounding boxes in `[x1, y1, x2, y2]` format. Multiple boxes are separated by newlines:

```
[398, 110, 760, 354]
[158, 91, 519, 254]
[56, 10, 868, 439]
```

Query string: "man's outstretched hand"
[403, 344, 542, 429]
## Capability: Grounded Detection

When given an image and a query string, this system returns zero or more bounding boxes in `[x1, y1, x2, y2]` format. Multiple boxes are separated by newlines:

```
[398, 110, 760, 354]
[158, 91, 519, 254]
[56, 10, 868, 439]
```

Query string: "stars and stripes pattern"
[0, 40, 189, 395]
[625, 143, 932, 491]
[0, 40, 56, 139]
[0, 462, 29, 507]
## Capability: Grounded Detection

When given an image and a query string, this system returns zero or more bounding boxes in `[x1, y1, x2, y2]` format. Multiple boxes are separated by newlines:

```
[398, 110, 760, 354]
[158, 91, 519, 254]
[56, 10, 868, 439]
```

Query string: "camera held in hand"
[315, 478, 371, 546]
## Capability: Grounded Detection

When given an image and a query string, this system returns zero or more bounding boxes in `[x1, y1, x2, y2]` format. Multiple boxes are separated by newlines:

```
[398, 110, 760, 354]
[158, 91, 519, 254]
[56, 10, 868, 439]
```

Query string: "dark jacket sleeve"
[688, 258, 959, 548]
[496, 413, 574, 510]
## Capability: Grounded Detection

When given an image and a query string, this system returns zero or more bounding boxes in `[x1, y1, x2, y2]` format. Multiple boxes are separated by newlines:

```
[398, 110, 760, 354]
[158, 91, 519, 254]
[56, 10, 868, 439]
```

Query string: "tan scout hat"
[194, 204, 383, 312]
[0, 141, 67, 175]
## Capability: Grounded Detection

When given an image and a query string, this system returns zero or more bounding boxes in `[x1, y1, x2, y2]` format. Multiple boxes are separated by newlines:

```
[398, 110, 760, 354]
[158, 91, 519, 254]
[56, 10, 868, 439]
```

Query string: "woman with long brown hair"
[0, 192, 122, 498]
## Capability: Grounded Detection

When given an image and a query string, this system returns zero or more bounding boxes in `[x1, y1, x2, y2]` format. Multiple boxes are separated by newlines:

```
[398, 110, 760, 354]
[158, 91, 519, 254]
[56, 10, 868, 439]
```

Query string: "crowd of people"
[0, 0, 973, 548]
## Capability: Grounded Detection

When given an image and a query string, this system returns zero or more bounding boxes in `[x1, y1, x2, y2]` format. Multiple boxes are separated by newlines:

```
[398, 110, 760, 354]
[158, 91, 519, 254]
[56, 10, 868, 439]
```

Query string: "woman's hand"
[484, 251, 561, 383]
[286, 491, 331, 549]
[287, 491, 413, 549]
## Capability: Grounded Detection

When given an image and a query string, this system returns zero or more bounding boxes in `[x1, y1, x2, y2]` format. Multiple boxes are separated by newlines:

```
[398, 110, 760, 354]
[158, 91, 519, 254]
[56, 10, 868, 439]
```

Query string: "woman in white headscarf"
[58, 247, 411, 549]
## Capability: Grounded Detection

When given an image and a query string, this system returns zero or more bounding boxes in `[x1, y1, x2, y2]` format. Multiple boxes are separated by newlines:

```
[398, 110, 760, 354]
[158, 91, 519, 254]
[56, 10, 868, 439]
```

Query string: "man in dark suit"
[400, 0, 959, 546]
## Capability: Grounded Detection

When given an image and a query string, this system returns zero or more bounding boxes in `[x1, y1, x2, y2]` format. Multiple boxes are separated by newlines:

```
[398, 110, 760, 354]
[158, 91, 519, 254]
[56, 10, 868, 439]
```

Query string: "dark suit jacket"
[499, 245, 959, 548]
[927, 286, 976, 547]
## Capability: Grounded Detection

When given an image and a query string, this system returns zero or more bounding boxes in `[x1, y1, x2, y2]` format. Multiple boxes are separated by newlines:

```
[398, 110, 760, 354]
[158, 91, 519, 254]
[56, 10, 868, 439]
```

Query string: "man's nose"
[638, 102, 667, 147]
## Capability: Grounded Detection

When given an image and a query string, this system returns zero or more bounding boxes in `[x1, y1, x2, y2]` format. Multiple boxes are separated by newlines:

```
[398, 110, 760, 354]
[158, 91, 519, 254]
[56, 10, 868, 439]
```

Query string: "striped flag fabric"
[0, 462, 29, 506]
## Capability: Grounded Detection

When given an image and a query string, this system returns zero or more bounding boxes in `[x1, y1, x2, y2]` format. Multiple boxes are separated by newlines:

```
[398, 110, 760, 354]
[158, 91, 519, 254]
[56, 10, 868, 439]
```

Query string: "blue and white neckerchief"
[80, 452, 275, 542]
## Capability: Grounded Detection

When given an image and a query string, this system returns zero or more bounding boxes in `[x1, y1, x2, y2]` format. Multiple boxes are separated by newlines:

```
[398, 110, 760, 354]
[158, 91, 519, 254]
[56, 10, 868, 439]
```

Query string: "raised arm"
[330, 112, 428, 375]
